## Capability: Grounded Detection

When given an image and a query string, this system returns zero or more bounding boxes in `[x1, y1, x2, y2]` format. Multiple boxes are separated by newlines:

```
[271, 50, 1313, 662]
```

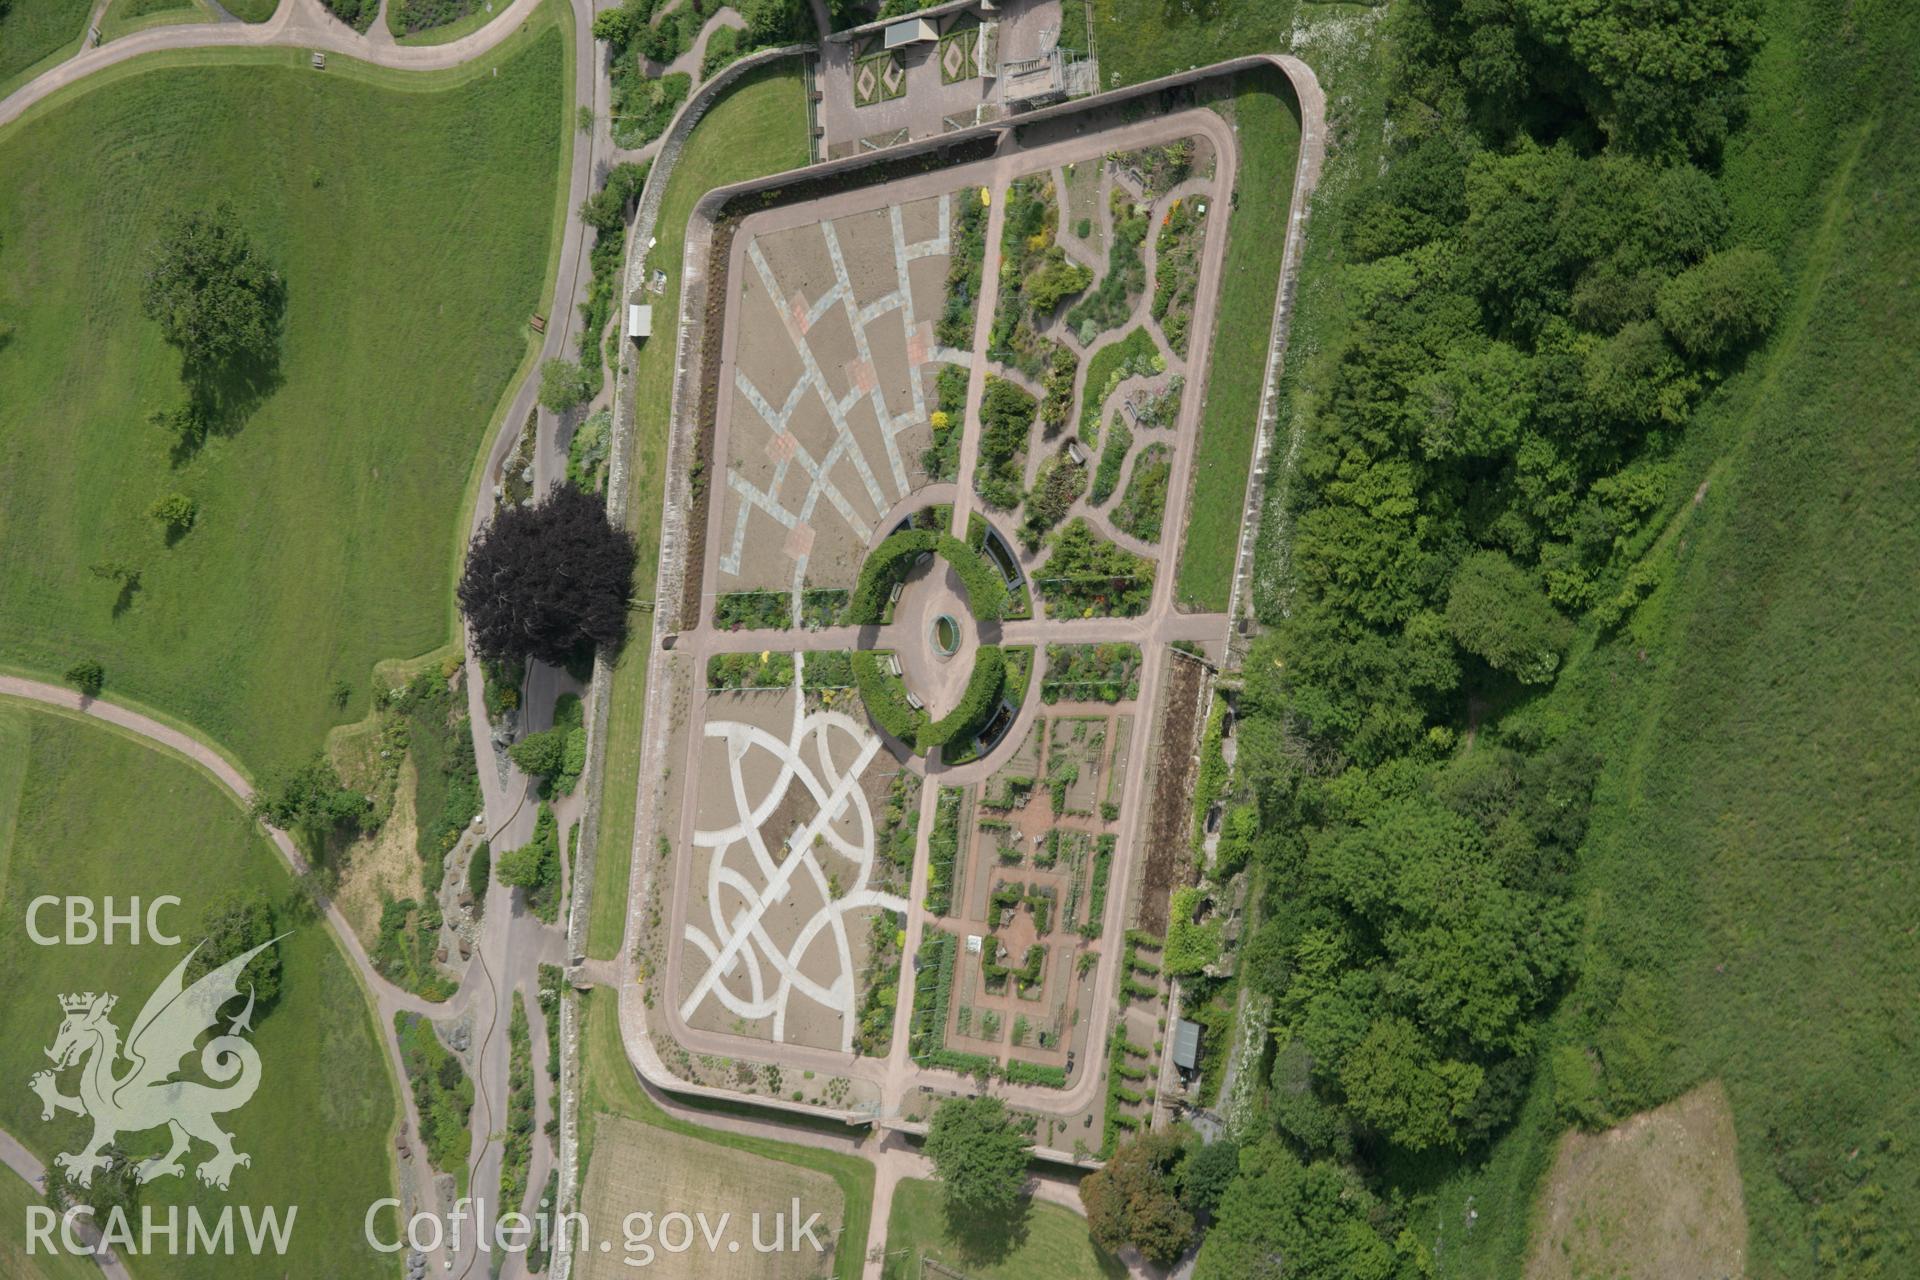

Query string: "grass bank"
[0, 702, 399, 1278]
[577, 987, 874, 1277]
[0, 17, 567, 780]
[881, 1177, 1120, 1280]
[587, 59, 810, 959]
[1174, 66, 1300, 611]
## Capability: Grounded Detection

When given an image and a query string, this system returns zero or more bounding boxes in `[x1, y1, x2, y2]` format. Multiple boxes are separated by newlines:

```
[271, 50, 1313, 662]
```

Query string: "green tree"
[1194, 1138, 1427, 1280]
[1515, 0, 1763, 157]
[538, 357, 593, 413]
[64, 658, 105, 697]
[1443, 551, 1573, 684]
[140, 204, 282, 377]
[149, 492, 198, 534]
[1655, 245, 1783, 359]
[924, 1095, 1031, 1217]
[509, 727, 567, 778]
[253, 755, 369, 838]
[184, 888, 281, 1006]
[1337, 1016, 1485, 1152]
[1080, 1127, 1196, 1265]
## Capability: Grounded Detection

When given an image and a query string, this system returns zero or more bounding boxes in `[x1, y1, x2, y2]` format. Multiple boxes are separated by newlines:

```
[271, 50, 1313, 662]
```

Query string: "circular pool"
[932, 613, 961, 657]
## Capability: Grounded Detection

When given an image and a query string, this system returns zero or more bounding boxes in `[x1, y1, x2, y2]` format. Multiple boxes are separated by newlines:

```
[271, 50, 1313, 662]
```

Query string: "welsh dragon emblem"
[29, 939, 278, 1191]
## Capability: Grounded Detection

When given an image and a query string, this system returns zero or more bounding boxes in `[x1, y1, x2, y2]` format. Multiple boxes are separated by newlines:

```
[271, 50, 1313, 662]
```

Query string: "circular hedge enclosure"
[847, 528, 1011, 754]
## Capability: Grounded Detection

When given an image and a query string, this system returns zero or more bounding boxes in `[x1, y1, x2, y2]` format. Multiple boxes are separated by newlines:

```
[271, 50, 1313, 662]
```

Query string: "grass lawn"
[587, 60, 809, 959]
[1090, 0, 1308, 87]
[577, 987, 874, 1278]
[0, 16, 568, 782]
[0, 0, 93, 96]
[0, 702, 399, 1278]
[0, 1167, 101, 1280]
[220, 0, 278, 20]
[389, 0, 513, 46]
[98, 0, 211, 42]
[1174, 67, 1299, 611]
[881, 1178, 1122, 1280]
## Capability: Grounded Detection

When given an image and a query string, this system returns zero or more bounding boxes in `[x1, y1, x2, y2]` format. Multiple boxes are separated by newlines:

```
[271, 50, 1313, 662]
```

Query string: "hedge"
[918, 645, 1005, 750]
[852, 650, 926, 744]
[847, 529, 1006, 624]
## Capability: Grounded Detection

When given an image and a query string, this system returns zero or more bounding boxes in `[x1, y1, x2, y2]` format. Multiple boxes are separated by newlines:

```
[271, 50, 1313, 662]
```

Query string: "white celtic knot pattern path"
[680, 658, 909, 1051]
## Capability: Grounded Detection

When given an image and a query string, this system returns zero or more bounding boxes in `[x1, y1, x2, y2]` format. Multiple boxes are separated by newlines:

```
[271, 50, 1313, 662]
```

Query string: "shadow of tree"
[942, 1197, 1033, 1268]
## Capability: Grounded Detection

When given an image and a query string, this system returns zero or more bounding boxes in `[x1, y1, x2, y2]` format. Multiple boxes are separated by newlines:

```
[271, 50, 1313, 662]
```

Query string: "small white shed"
[628, 301, 653, 342]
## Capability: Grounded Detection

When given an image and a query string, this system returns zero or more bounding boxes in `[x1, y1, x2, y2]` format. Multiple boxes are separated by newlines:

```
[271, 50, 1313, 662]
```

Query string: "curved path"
[1, 1129, 134, 1279]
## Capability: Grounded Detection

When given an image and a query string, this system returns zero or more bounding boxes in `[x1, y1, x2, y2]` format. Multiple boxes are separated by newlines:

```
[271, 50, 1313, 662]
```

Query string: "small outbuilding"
[1171, 1018, 1204, 1078]
[628, 299, 653, 342]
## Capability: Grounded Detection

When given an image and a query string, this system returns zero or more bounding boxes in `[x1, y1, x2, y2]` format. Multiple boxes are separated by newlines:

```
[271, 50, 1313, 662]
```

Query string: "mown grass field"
[881, 1178, 1122, 1280]
[0, 18, 567, 781]
[587, 60, 809, 959]
[578, 987, 874, 1278]
[1175, 67, 1300, 612]
[0, 703, 398, 1278]
[0, 0, 93, 93]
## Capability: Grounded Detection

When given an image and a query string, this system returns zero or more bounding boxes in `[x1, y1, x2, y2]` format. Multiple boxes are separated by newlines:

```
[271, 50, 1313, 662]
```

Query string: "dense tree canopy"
[924, 1096, 1032, 1217]
[1081, 1128, 1196, 1265]
[1194, 1139, 1429, 1280]
[184, 888, 282, 1007]
[459, 483, 637, 668]
[140, 204, 282, 379]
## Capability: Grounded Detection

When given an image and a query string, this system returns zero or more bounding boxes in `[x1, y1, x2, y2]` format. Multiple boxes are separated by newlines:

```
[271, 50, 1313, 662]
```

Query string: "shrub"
[64, 658, 105, 697]
[467, 841, 491, 902]
[1021, 449, 1086, 549]
[148, 492, 197, 534]
[1655, 245, 1783, 359]
[1037, 519, 1155, 617]
[1164, 887, 1222, 976]
[538, 357, 593, 413]
[975, 376, 1035, 508]
[1091, 415, 1132, 505]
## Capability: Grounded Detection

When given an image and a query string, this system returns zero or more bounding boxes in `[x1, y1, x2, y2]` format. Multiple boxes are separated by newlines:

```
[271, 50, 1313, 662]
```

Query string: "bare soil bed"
[1525, 1081, 1748, 1280]
[1133, 652, 1206, 934]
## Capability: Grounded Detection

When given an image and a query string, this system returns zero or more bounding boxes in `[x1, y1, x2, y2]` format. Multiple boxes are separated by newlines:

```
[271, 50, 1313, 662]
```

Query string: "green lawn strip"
[220, 0, 277, 19]
[0, 16, 567, 780]
[1173, 67, 1300, 611]
[880, 1177, 1118, 1280]
[0, 702, 398, 1279]
[578, 987, 874, 1277]
[98, 0, 213, 44]
[0, 1166, 99, 1280]
[586, 61, 808, 960]
[0, 0, 94, 94]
